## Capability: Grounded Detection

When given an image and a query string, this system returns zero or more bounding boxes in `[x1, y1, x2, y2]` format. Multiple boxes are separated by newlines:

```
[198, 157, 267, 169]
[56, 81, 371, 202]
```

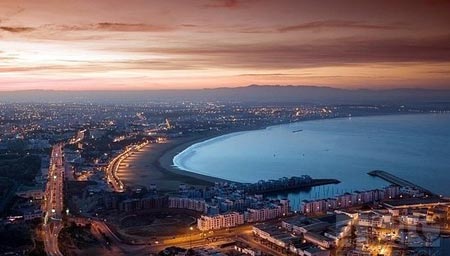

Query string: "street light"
[189, 226, 194, 249]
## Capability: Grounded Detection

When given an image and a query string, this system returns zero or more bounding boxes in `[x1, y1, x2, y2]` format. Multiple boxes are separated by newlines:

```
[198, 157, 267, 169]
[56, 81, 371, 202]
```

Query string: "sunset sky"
[0, 0, 449, 91]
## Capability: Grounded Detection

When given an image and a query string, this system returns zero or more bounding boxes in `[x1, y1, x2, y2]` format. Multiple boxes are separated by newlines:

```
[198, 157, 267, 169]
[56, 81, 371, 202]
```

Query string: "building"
[253, 223, 331, 256]
[252, 224, 294, 248]
[119, 195, 168, 212]
[246, 203, 288, 222]
[23, 209, 43, 221]
[16, 185, 45, 200]
[234, 242, 259, 256]
[301, 186, 401, 215]
[303, 232, 334, 249]
[280, 213, 352, 249]
[358, 211, 383, 228]
[169, 197, 206, 213]
[301, 246, 330, 256]
[197, 212, 244, 231]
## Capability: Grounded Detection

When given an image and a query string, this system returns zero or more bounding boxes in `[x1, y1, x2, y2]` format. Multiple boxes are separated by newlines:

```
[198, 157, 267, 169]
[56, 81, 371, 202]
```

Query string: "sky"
[0, 0, 449, 91]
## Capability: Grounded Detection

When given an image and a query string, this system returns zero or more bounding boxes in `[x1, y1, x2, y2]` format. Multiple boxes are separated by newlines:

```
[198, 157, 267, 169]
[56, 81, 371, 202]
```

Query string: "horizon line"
[1, 84, 450, 93]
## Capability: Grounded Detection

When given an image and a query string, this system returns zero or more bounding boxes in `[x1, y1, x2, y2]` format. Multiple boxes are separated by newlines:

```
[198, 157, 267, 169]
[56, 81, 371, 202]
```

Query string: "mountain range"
[1, 85, 450, 105]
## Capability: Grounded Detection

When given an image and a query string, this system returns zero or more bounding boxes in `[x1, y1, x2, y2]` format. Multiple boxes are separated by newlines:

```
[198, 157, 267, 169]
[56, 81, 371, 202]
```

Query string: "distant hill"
[1, 85, 450, 104]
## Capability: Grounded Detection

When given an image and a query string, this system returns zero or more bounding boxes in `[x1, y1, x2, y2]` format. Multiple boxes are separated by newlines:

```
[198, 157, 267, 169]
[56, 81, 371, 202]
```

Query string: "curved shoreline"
[124, 112, 446, 191]
[156, 123, 275, 186]
[168, 112, 441, 180]
[160, 115, 379, 185]
[117, 126, 269, 192]
[156, 134, 234, 184]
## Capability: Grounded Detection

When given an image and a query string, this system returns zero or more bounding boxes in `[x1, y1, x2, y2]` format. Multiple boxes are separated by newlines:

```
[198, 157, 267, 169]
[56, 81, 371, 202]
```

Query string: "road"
[69, 217, 148, 255]
[106, 141, 148, 192]
[149, 225, 251, 251]
[65, 217, 303, 255]
[43, 144, 65, 256]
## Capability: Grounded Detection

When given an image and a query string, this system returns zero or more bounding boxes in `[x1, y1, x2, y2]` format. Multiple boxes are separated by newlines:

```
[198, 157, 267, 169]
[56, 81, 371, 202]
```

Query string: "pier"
[368, 170, 435, 196]
[243, 176, 340, 194]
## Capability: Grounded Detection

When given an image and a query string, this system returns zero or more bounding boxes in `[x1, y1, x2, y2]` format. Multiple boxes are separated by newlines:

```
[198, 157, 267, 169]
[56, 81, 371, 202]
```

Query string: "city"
[0, 100, 449, 255]
[1, 1, 450, 256]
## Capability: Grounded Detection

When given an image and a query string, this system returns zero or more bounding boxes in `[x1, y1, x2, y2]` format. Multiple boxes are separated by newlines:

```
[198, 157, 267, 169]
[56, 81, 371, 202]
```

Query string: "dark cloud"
[20, 22, 197, 36]
[278, 20, 403, 33]
[122, 35, 450, 69]
[57, 22, 174, 32]
[0, 26, 35, 33]
[211, 20, 403, 34]
[425, 0, 450, 6]
[94, 22, 173, 32]
[237, 73, 301, 77]
[180, 24, 198, 28]
[421, 70, 450, 74]
[204, 0, 240, 9]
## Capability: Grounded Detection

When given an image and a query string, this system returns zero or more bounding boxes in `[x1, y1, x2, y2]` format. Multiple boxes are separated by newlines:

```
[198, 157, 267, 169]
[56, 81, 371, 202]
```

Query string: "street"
[43, 144, 65, 256]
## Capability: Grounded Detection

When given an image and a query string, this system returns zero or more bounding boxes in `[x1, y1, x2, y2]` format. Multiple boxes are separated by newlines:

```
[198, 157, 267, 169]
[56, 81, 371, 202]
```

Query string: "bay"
[173, 113, 450, 209]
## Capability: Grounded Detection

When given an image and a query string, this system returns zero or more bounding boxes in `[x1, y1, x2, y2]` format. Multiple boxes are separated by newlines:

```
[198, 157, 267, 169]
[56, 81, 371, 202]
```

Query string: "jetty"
[243, 175, 340, 194]
[368, 170, 435, 196]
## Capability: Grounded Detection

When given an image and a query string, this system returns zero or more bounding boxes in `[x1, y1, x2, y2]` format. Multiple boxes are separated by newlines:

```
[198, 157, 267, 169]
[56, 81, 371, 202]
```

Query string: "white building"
[197, 212, 245, 231]
[246, 199, 290, 222]
[358, 211, 383, 228]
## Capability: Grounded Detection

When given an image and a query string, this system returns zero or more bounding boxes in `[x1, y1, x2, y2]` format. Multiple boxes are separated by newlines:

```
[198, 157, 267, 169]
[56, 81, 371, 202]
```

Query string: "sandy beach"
[116, 132, 233, 192]
[115, 122, 277, 192]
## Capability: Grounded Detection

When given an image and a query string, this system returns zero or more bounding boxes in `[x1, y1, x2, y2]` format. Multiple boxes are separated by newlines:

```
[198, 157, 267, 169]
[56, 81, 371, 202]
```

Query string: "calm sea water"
[173, 114, 450, 209]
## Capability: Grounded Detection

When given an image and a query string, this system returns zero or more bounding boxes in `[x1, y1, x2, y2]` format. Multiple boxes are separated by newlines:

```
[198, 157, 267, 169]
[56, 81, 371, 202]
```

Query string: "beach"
[116, 132, 236, 192]
[115, 115, 395, 192]
[116, 122, 278, 192]
[117, 113, 450, 196]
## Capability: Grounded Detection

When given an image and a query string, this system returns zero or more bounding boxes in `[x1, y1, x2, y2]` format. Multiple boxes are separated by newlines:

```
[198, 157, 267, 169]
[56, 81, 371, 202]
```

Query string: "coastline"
[117, 124, 270, 192]
[119, 112, 445, 192]
[156, 133, 234, 184]
[161, 112, 437, 179]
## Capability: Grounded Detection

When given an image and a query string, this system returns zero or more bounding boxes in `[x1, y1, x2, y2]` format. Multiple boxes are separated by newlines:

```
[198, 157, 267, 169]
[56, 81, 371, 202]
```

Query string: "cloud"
[0, 7, 25, 24]
[0, 22, 178, 41]
[180, 24, 198, 28]
[58, 22, 174, 32]
[121, 35, 450, 69]
[0, 65, 68, 73]
[278, 20, 403, 33]
[237, 73, 300, 77]
[204, 0, 240, 9]
[0, 26, 35, 33]
[94, 22, 173, 32]
[0, 56, 210, 74]
[6, 33, 448, 76]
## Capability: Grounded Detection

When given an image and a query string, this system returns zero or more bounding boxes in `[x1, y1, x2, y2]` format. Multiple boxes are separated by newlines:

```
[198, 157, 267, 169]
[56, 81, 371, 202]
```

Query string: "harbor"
[242, 175, 340, 194]
[368, 170, 436, 196]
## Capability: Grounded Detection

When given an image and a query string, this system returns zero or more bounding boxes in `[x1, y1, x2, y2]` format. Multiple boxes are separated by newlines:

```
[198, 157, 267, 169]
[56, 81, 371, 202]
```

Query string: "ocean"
[173, 113, 450, 209]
